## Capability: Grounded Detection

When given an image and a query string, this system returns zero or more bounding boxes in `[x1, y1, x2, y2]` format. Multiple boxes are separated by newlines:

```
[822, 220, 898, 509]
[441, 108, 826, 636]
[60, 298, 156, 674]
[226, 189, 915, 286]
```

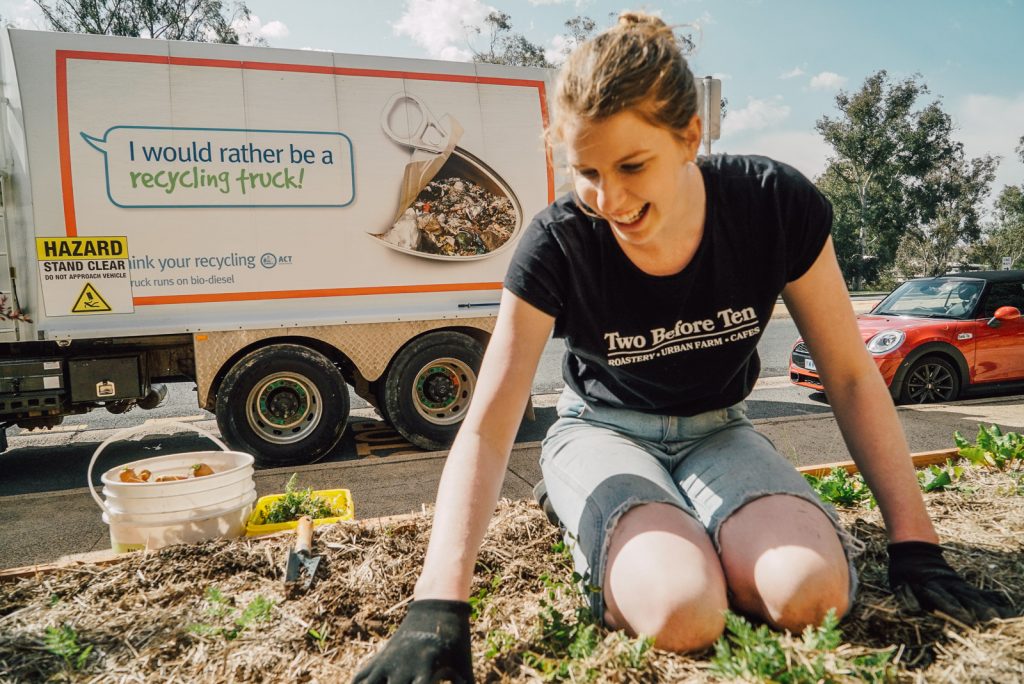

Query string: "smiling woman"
[353, 12, 1014, 683]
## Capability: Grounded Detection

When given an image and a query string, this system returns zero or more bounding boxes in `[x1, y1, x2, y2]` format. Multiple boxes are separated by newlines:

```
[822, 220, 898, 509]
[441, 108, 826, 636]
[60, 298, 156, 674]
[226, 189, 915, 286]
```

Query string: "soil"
[1, 466, 1022, 683]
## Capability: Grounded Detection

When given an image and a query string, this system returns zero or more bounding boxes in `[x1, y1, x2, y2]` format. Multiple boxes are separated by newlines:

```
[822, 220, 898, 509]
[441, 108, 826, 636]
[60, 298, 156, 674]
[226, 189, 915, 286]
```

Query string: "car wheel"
[376, 331, 484, 451]
[899, 356, 960, 404]
[216, 344, 349, 467]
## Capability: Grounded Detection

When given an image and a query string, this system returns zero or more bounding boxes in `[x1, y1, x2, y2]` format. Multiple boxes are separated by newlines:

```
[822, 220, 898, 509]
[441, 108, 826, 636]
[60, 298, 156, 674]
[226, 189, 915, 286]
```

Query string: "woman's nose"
[595, 178, 626, 214]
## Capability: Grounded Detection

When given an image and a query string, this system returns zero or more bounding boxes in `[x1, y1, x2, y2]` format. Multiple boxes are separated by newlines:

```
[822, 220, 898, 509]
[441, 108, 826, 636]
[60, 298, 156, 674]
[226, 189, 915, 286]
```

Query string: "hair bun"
[617, 11, 669, 31]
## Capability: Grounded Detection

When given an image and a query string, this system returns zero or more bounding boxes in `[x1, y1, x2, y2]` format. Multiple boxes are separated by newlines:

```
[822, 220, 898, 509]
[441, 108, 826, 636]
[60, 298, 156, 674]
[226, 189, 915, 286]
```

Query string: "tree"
[471, 11, 552, 68]
[815, 71, 959, 287]
[969, 137, 1024, 270]
[892, 151, 997, 277]
[561, 14, 596, 57]
[33, 0, 260, 44]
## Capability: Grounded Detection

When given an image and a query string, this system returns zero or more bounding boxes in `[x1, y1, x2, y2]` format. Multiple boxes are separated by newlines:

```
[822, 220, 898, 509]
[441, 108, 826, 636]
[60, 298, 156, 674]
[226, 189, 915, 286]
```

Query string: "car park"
[790, 271, 1024, 403]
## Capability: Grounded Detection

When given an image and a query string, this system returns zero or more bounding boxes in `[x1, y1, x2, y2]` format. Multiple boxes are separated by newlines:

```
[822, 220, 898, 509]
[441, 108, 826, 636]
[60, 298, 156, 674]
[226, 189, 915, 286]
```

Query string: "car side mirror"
[987, 305, 1022, 328]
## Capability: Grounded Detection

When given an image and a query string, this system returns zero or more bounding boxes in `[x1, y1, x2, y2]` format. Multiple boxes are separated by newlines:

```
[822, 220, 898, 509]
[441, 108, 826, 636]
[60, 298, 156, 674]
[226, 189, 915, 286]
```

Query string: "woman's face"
[563, 109, 701, 249]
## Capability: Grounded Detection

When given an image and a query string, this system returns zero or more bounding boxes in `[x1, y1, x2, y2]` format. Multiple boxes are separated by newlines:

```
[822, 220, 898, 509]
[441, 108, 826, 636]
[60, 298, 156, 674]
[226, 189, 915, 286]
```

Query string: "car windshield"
[873, 279, 984, 319]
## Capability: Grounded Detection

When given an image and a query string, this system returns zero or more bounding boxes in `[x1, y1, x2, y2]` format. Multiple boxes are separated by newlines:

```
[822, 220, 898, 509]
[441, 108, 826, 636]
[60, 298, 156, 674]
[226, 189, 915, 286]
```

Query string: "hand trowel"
[284, 515, 321, 589]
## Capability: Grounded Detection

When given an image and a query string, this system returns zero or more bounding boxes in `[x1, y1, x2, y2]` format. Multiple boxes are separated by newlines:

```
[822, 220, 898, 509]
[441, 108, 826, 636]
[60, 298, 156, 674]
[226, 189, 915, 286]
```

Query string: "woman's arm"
[414, 287, 556, 600]
[781, 238, 937, 543]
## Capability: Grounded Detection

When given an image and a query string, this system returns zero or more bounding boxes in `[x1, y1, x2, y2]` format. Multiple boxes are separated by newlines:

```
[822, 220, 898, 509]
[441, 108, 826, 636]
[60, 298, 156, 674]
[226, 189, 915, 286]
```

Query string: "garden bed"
[1, 456, 1022, 682]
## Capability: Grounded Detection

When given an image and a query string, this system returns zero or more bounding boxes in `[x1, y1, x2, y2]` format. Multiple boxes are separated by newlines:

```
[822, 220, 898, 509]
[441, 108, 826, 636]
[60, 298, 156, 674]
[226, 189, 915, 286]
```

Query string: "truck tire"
[377, 331, 484, 451]
[216, 344, 349, 467]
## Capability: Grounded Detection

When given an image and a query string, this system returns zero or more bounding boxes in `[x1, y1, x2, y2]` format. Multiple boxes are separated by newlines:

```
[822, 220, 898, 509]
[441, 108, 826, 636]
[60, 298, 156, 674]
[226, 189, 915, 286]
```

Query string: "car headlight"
[866, 330, 905, 354]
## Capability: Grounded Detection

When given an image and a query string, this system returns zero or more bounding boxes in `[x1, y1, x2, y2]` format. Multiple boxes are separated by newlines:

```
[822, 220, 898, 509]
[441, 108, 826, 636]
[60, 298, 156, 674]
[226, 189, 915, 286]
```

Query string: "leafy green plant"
[188, 586, 275, 640]
[805, 468, 875, 507]
[43, 624, 93, 671]
[469, 575, 502, 620]
[917, 459, 964, 492]
[307, 624, 330, 654]
[614, 633, 654, 670]
[711, 610, 896, 683]
[259, 473, 337, 524]
[483, 629, 516, 659]
[998, 471, 1024, 497]
[955, 424, 1024, 471]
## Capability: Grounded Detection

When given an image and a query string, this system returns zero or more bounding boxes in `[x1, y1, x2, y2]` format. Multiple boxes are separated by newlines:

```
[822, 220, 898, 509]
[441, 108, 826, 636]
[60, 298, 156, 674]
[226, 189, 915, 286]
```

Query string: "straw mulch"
[1, 465, 1022, 683]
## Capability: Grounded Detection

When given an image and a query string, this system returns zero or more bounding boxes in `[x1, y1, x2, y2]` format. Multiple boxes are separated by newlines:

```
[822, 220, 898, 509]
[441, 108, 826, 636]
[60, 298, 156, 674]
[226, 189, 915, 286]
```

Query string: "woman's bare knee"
[719, 495, 850, 631]
[603, 502, 728, 652]
[755, 546, 850, 631]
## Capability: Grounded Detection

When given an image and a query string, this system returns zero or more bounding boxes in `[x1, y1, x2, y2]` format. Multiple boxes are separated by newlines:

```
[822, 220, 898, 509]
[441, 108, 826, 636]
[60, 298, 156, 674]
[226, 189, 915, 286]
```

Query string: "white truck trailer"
[0, 28, 557, 465]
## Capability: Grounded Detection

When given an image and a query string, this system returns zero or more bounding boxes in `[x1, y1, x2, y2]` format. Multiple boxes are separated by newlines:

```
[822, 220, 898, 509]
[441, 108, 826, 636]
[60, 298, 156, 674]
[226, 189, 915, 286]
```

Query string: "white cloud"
[392, 0, 494, 61]
[712, 72, 732, 81]
[809, 71, 847, 90]
[719, 130, 830, 181]
[956, 93, 1024, 196]
[4, 0, 45, 29]
[779, 67, 804, 80]
[232, 14, 290, 44]
[724, 96, 791, 134]
[694, 10, 715, 27]
[544, 34, 573, 66]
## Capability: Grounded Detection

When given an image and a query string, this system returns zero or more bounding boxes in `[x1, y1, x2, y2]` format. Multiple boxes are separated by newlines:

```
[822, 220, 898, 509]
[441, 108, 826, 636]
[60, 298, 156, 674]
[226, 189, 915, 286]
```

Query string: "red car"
[790, 271, 1024, 403]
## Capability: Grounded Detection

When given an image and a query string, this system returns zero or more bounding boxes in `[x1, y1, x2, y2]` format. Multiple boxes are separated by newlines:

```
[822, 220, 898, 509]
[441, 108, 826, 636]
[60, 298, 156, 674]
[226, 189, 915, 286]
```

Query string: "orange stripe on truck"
[134, 282, 504, 306]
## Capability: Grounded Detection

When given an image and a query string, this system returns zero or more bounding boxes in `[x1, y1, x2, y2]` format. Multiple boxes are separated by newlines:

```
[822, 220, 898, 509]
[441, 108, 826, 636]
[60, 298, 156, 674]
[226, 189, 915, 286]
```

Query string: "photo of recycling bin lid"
[370, 93, 524, 261]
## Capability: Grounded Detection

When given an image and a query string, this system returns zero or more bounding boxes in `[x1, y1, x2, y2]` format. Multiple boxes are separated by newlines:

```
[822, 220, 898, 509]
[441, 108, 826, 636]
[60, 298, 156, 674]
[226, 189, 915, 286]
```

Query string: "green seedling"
[955, 424, 1024, 471]
[917, 459, 964, 492]
[308, 624, 330, 654]
[469, 575, 502, 620]
[711, 610, 896, 683]
[483, 629, 516, 659]
[188, 586, 275, 640]
[805, 468, 875, 508]
[43, 624, 93, 671]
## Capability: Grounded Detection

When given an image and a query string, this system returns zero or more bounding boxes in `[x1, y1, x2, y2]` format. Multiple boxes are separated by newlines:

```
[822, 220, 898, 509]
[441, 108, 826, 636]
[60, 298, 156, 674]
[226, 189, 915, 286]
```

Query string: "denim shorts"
[539, 387, 860, 620]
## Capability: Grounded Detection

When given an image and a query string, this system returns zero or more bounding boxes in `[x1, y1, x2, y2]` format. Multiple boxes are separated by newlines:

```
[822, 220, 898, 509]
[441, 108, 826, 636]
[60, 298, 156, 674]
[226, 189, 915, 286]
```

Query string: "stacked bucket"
[88, 422, 257, 552]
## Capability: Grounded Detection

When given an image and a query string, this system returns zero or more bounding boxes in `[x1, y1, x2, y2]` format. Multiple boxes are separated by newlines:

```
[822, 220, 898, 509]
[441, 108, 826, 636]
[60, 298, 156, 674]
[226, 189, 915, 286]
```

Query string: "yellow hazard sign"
[37, 236, 128, 260]
[71, 283, 112, 313]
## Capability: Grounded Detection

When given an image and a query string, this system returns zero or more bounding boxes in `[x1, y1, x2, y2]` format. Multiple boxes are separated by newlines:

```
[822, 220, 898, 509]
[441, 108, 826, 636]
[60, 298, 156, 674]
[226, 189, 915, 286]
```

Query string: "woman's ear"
[682, 115, 703, 159]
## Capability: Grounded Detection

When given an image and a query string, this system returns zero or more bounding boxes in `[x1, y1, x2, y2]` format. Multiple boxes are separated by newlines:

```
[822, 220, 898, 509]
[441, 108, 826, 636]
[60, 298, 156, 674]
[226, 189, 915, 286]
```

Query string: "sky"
[3, 0, 1023, 202]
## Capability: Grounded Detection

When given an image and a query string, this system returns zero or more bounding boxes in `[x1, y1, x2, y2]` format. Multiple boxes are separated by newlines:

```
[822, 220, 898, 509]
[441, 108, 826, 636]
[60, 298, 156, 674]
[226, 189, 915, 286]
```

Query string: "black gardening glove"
[888, 541, 1014, 625]
[353, 599, 474, 684]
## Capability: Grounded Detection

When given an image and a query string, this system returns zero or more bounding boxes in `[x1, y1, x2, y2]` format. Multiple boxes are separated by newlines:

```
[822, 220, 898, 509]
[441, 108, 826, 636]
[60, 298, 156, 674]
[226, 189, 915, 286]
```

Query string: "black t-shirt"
[503, 154, 832, 416]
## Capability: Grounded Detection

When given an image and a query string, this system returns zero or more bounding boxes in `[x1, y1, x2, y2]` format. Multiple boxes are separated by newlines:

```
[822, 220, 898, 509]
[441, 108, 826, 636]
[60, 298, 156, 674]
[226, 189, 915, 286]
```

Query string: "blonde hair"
[552, 12, 698, 140]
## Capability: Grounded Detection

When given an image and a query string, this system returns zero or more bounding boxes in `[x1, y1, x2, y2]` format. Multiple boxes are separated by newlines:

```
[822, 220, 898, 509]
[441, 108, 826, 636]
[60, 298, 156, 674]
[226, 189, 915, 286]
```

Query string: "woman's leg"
[603, 502, 728, 652]
[672, 405, 858, 633]
[717, 494, 850, 631]
[540, 389, 729, 652]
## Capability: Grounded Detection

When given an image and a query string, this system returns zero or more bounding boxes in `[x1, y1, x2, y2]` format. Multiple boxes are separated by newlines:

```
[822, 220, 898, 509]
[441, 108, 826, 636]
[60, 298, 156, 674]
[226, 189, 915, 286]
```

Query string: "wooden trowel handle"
[295, 516, 313, 554]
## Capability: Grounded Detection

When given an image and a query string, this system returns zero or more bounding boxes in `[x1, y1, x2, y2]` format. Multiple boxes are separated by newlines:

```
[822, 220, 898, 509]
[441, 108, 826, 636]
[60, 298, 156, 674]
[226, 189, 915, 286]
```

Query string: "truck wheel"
[899, 356, 960, 404]
[377, 331, 484, 451]
[216, 344, 349, 467]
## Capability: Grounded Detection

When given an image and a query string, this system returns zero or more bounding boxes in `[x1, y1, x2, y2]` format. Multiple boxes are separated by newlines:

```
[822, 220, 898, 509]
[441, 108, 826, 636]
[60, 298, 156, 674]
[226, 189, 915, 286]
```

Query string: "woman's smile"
[608, 203, 650, 228]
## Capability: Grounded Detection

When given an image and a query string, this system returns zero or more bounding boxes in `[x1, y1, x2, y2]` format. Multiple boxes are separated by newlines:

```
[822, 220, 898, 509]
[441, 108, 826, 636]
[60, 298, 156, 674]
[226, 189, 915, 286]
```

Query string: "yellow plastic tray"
[245, 488, 355, 536]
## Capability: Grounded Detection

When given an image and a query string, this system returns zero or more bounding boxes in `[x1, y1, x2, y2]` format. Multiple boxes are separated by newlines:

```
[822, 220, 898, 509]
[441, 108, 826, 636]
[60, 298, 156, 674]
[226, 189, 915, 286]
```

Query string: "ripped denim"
[539, 387, 861, 622]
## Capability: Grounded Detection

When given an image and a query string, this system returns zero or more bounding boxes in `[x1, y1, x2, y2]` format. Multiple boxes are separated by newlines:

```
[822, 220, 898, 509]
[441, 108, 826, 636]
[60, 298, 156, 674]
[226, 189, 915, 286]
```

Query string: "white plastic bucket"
[87, 421, 257, 552]
[102, 477, 255, 515]
[103, 491, 257, 553]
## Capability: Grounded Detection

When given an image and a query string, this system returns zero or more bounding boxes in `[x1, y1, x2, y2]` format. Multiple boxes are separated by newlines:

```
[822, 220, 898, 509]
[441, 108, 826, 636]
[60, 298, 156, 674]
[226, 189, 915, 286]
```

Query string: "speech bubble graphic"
[81, 126, 355, 208]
